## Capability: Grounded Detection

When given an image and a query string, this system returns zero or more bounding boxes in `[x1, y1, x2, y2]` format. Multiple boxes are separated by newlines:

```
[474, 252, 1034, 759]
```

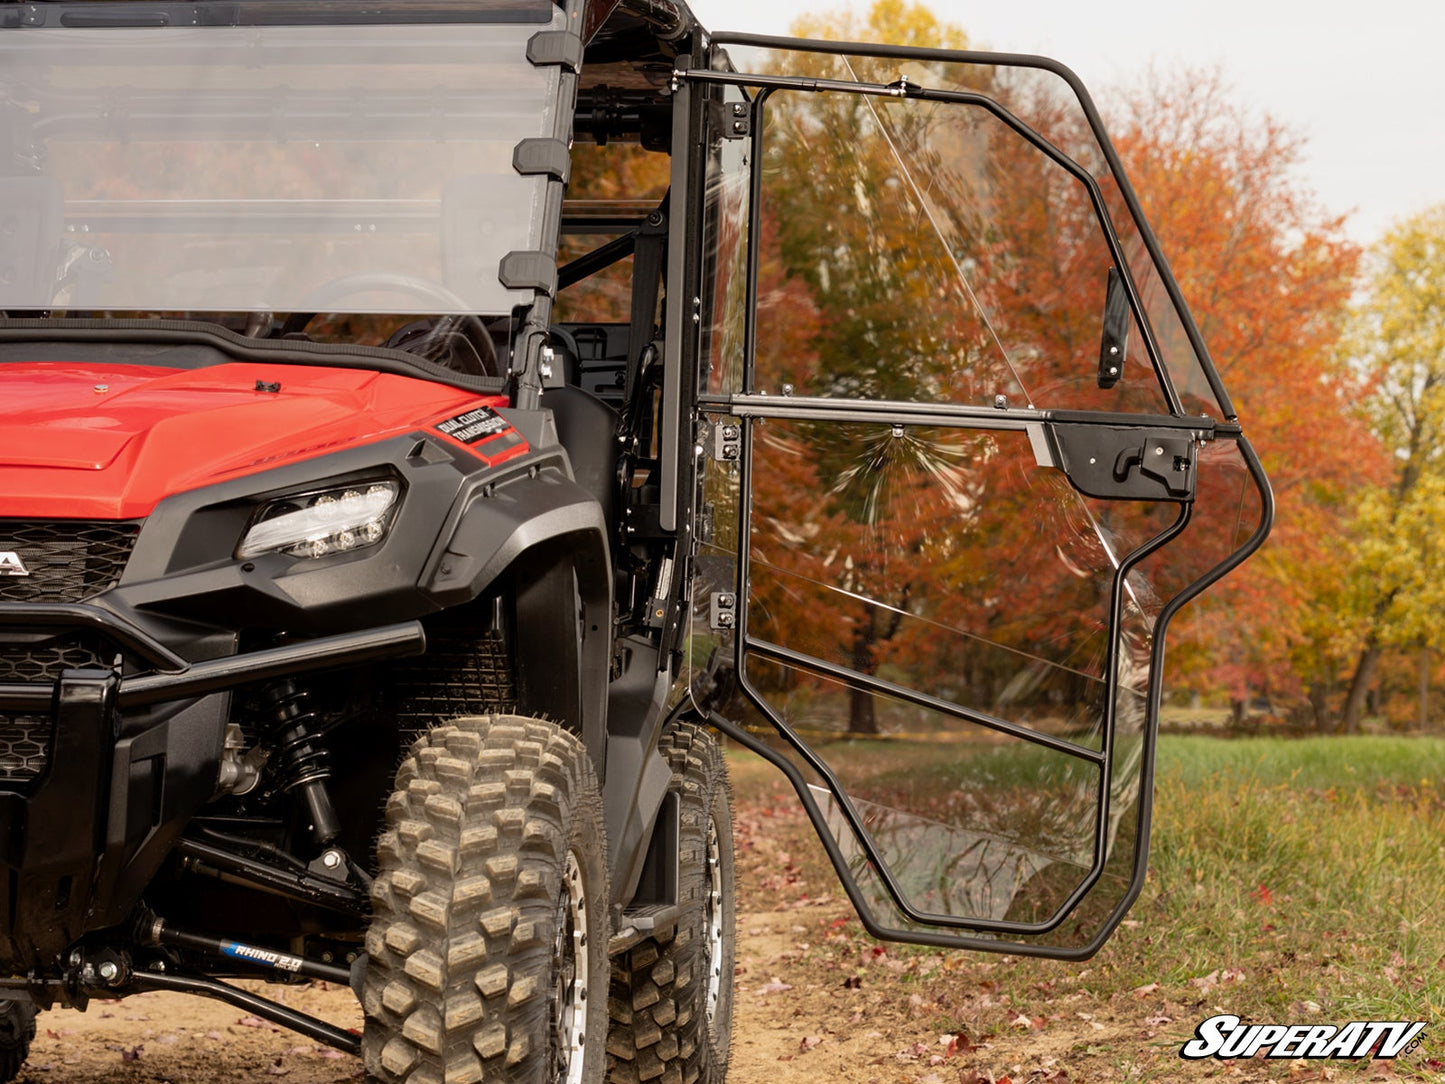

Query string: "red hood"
[0, 362, 510, 518]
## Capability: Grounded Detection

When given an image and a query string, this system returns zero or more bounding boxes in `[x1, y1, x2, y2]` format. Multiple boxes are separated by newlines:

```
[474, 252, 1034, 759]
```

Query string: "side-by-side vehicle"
[0, 0, 1270, 1080]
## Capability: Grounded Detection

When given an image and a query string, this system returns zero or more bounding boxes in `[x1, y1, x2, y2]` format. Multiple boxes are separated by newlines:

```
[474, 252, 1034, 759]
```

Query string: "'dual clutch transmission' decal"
[432, 404, 529, 465]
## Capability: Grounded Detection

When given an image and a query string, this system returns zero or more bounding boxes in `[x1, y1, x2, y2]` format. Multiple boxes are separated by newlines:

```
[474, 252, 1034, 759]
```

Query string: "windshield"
[0, 2, 563, 317]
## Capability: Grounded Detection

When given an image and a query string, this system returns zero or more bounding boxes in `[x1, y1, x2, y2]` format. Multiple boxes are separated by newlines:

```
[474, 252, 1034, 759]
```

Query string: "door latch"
[1113, 436, 1192, 498]
[1045, 424, 1199, 501]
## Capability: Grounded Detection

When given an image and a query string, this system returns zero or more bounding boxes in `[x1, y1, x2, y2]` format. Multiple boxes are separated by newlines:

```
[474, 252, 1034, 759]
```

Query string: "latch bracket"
[1045, 424, 1198, 501]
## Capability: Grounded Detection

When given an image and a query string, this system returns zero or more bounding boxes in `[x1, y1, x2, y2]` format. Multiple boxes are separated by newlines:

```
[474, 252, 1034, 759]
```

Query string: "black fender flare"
[421, 458, 612, 771]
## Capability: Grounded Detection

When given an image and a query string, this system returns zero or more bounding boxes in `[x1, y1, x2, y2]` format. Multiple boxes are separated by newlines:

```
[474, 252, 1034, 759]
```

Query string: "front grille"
[0, 633, 113, 783]
[0, 520, 140, 603]
[0, 717, 51, 780]
[0, 633, 112, 683]
[0, 520, 138, 784]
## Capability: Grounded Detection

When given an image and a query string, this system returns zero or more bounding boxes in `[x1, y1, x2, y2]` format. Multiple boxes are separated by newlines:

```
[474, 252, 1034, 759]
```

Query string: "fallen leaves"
[942, 1032, 978, 1057]
[1188, 968, 1245, 993]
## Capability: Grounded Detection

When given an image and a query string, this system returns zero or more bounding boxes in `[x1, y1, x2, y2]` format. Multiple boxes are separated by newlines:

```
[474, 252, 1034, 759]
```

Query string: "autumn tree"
[1107, 71, 1376, 727]
[707, 9, 1367, 736]
[1332, 205, 1445, 731]
[744, 1, 978, 735]
[743, 3, 1191, 737]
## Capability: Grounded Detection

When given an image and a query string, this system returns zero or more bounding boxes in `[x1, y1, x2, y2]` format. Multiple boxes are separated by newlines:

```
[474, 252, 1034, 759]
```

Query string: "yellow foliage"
[1339, 203, 1445, 651]
[788, 0, 968, 51]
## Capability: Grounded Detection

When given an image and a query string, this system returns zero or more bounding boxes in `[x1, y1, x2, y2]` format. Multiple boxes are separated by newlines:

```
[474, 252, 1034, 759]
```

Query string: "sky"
[684, 0, 1445, 247]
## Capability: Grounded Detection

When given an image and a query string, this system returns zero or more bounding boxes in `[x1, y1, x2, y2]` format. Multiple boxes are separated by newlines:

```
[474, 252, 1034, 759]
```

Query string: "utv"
[0, 0, 1270, 1081]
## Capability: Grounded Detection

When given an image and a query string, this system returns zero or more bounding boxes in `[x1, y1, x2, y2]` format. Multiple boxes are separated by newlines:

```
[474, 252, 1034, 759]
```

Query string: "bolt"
[93, 384, 108, 394]
[321, 849, 343, 870]
[97, 961, 119, 982]
[781, 383, 794, 397]
[993, 394, 1008, 410]
[1154, 446, 1165, 456]
[1109, 366, 1118, 376]
[69, 950, 83, 967]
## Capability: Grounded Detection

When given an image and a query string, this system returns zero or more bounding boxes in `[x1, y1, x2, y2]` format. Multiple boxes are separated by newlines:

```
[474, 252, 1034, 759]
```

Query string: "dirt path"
[8, 916, 1144, 1084]
[9, 760, 1411, 1084]
[12, 886, 1079, 1084]
[16, 983, 360, 1083]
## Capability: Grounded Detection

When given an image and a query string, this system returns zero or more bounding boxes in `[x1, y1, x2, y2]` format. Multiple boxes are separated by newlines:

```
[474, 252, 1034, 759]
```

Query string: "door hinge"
[708, 592, 736, 630]
[708, 100, 751, 140]
[711, 422, 741, 462]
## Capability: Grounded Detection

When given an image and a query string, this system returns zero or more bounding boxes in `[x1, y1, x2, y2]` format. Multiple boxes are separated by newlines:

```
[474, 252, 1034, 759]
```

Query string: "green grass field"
[727, 733, 1445, 1079]
[1141, 735, 1445, 1022]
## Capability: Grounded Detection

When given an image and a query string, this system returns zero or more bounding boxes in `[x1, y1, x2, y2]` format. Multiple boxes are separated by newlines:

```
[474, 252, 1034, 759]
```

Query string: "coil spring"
[259, 680, 331, 793]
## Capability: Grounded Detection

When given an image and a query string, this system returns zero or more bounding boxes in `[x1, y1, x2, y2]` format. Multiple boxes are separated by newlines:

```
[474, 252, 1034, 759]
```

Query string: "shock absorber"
[258, 680, 341, 848]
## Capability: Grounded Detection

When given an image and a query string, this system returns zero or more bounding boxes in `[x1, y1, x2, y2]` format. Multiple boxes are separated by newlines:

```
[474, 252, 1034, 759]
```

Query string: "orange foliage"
[1109, 70, 1384, 704]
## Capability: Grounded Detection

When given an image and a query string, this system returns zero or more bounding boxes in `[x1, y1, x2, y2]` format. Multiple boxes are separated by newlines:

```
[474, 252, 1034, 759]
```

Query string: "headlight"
[237, 481, 400, 560]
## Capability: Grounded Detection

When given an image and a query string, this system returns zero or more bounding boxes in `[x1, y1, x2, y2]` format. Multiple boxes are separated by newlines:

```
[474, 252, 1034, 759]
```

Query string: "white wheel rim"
[552, 850, 589, 1084]
[703, 815, 725, 1023]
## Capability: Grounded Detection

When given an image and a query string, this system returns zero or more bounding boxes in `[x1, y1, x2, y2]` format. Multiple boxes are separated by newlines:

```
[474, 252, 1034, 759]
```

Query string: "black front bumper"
[0, 603, 423, 972]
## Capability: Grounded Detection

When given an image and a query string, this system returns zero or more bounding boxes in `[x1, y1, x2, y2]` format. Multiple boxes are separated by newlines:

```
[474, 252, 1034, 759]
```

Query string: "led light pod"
[238, 481, 399, 559]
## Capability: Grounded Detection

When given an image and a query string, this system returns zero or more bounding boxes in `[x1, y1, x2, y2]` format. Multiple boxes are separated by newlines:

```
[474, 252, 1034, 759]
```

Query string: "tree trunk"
[1340, 644, 1382, 734]
[848, 625, 878, 735]
[847, 686, 877, 735]
[1418, 645, 1431, 731]
[1308, 682, 1333, 733]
